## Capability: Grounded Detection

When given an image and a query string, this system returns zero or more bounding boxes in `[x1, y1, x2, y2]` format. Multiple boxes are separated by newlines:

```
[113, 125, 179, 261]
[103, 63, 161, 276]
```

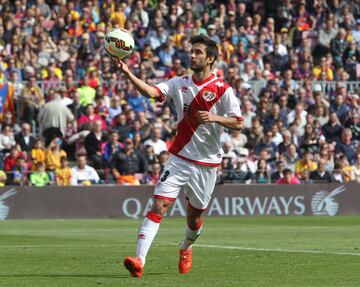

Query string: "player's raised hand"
[196, 110, 215, 124]
[111, 57, 130, 75]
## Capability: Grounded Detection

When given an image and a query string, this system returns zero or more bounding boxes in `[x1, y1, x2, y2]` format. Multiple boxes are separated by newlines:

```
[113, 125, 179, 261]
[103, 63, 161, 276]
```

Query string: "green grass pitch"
[1, 216, 360, 287]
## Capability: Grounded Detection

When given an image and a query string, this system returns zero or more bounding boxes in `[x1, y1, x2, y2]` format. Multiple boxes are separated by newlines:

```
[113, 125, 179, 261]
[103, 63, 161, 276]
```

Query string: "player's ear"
[207, 55, 216, 66]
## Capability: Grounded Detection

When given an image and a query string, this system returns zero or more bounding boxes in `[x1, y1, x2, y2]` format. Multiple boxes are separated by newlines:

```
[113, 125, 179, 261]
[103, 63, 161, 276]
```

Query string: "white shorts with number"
[154, 155, 217, 210]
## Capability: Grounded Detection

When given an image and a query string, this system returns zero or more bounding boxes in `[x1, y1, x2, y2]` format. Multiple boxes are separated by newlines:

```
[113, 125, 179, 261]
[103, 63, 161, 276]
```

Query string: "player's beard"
[190, 61, 207, 73]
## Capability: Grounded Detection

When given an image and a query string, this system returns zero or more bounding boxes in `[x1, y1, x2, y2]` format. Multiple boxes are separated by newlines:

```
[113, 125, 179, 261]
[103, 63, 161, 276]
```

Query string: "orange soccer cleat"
[123, 257, 143, 278]
[178, 248, 192, 274]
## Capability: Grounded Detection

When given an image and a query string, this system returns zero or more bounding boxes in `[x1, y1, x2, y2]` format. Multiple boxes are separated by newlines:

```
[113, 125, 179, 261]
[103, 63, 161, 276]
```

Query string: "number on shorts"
[160, 170, 170, 182]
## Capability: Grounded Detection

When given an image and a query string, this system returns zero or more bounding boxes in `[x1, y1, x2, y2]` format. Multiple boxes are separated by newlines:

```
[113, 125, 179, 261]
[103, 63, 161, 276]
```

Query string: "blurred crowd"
[0, 0, 359, 186]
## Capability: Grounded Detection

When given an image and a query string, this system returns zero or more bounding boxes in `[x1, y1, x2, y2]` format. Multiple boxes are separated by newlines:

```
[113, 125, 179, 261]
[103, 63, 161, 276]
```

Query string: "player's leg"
[124, 197, 174, 278]
[180, 202, 204, 250]
[178, 203, 204, 274]
[124, 155, 190, 277]
[135, 197, 174, 265]
[178, 164, 217, 274]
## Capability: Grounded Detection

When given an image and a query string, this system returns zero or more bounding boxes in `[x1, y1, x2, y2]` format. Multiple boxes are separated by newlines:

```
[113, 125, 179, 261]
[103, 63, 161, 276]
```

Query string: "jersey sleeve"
[153, 77, 178, 102]
[221, 87, 243, 121]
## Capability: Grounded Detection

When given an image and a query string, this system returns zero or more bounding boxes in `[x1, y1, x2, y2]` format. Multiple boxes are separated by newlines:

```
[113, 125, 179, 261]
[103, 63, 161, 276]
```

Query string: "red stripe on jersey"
[152, 85, 165, 102]
[169, 78, 229, 156]
[172, 153, 221, 167]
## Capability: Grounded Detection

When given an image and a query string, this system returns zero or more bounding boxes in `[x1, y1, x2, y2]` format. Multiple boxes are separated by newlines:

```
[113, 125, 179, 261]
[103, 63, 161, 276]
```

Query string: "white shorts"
[154, 155, 217, 210]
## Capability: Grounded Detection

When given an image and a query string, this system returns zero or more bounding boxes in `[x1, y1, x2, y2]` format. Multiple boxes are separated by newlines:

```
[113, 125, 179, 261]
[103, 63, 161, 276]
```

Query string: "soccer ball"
[104, 28, 135, 59]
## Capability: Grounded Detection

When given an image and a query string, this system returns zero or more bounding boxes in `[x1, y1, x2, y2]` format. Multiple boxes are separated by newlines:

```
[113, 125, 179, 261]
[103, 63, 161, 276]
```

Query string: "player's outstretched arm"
[196, 111, 243, 130]
[112, 57, 161, 100]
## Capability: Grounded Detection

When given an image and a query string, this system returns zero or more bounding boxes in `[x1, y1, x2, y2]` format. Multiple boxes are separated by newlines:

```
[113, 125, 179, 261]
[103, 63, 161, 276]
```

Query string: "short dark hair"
[190, 34, 219, 66]
[283, 168, 292, 175]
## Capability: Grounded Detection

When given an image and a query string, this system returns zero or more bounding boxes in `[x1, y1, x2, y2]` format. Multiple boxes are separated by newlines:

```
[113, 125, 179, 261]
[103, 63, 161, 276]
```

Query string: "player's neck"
[192, 69, 213, 84]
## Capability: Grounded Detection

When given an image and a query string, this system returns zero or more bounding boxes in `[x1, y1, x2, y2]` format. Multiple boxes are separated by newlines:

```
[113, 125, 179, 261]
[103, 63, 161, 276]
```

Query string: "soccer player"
[113, 34, 243, 277]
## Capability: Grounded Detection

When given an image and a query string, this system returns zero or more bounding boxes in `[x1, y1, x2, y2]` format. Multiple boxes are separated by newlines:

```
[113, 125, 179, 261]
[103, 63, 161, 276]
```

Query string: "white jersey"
[154, 74, 242, 166]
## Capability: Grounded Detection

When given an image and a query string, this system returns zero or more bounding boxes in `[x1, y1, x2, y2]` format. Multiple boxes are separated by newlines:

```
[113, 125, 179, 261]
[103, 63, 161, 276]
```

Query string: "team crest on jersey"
[202, 91, 216, 102]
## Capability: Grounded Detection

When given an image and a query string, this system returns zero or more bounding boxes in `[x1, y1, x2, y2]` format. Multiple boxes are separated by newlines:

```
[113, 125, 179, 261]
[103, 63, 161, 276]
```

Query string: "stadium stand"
[0, 0, 359, 186]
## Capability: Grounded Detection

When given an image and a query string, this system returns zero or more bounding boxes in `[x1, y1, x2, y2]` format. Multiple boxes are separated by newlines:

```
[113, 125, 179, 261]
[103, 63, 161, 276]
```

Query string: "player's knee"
[151, 199, 172, 216]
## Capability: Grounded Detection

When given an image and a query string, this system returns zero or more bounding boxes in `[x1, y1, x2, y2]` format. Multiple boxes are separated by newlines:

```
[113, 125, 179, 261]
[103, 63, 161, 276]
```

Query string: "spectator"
[15, 123, 35, 153]
[55, 156, 72, 186]
[313, 56, 334, 81]
[276, 168, 301, 184]
[222, 142, 238, 167]
[264, 103, 288, 132]
[102, 130, 123, 167]
[346, 112, 360, 141]
[331, 162, 345, 183]
[309, 159, 333, 183]
[30, 162, 50, 187]
[229, 129, 247, 154]
[94, 95, 109, 120]
[294, 150, 317, 180]
[244, 117, 264, 150]
[45, 137, 67, 173]
[252, 159, 269, 183]
[317, 142, 335, 173]
[37, 92, 75, 139]
[108, 95, 122, 124]
[113, 113, 132, 142]
[335, 128, 358, 164]
[300, 123, 321, 154]
[231, 150, 254, 183]
[0, 125, 16, 153]
[254, 131, 278, 161]
[143, 125, 167, 155]
[317, 18, 338, 57]
[31, 138, 46, 170]
[271, 160, 286, 183]
[338, 154, 352, 182]
[111, 137, 148, 185]
[84, 120, 107, 170]
[330, 28, 349, 67]
[241, 99, 256, 129]
[158, 150, 170, 170]
[0, 112, 20, 134]
[144, 162, 161, 185]
[330, 94, 349, 123]
[322, 112, 343, 143]
[71, 154, 100, 186]
[278, 130, 292, 155]
[78, 104, 106, 131]
[19, 75, 45, 123]
[9, 157, 29, 186]
[77, 75, 96, 107]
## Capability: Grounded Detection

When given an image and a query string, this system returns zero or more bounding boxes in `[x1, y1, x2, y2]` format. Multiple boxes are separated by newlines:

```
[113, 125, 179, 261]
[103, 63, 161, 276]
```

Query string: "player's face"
[190, 43, 213, 72]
